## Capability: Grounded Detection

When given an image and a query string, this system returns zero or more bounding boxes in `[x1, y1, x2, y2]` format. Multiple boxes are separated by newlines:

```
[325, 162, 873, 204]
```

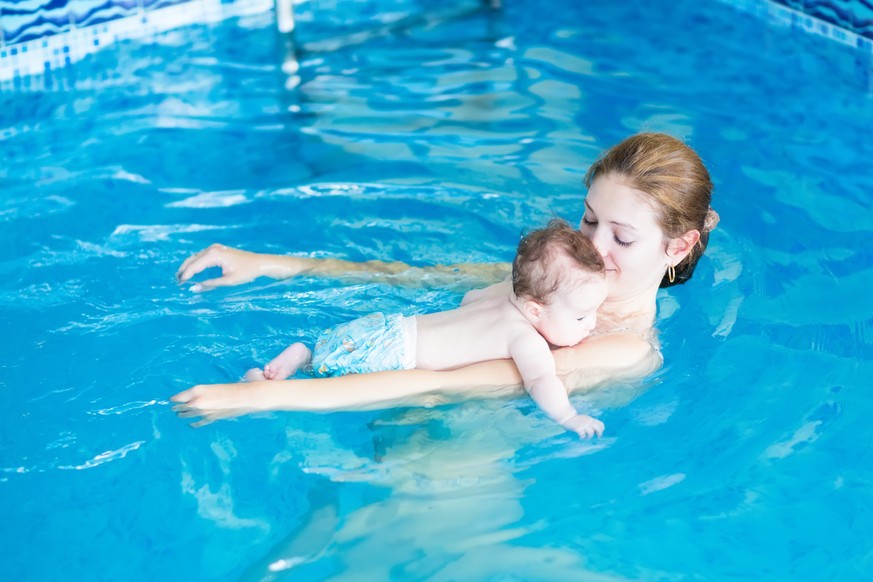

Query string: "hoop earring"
[667, 264, 676, 284]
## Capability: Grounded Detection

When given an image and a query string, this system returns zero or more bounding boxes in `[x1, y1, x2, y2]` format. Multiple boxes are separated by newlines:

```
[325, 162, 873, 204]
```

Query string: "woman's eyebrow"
[584, 202, 637, 230]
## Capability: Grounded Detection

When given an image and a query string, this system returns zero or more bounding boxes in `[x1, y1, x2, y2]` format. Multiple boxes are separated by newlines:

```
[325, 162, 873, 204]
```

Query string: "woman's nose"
[589, 227, 609, 257]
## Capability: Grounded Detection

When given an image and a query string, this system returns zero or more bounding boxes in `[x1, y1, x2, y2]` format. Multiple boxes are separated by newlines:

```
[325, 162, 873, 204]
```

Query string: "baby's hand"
[561, 414, 604, 439]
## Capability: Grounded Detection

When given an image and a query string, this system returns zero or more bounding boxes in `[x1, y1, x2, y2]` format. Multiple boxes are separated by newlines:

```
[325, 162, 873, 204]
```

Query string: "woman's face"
[579, 174, 670, 302]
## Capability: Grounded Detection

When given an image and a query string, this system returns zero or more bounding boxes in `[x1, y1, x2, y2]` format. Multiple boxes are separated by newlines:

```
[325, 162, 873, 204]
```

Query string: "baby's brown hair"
[512, 218, 605, 304]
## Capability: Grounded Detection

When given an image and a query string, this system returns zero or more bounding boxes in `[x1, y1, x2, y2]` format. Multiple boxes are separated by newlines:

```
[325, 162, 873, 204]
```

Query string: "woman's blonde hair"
[584, 133, 718, 287]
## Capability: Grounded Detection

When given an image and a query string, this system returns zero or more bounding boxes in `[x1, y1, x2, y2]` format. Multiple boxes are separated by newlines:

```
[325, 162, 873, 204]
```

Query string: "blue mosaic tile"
[721, 0, 873, 43]
[805, 0, 854, 31]
[769, 0, 804, 9]
[3, 13, 70, 45]
[141, 0, 192, 10]
[69, 0, 138, 26]
[855, 0, 873, 39]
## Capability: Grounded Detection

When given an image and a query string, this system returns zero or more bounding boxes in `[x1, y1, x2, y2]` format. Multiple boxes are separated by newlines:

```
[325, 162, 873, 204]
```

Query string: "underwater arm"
[553, 332, 662, 392]
[176, 243, 510, 292]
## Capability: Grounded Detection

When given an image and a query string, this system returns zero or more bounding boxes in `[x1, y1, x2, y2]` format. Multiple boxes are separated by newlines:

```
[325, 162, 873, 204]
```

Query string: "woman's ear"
[666, 229, 701, 264]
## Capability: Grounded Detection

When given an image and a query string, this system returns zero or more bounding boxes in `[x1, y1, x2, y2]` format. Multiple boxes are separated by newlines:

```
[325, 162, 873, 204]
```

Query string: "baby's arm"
[508, 333, 604, 438]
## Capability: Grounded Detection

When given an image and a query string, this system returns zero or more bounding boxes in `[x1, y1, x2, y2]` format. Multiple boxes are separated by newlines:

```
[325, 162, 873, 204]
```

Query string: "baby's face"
[534, 275, 608, 347]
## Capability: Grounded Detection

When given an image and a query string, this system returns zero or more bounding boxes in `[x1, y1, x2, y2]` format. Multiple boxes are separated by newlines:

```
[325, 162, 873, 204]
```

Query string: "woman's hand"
[175, 244, 308, 292]
[171, 383, 266, 427]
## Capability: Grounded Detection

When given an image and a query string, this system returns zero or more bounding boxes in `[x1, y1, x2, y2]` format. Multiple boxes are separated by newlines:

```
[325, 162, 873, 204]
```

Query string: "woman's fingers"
[191, 275, 240, 292]
[173, 406, 220, 427]
[176, 405, 249, 428]
[176, 253, 221, 284]
[175, 408, 202, 419]
[170, 386, 198, 403]
[170, 383, 255, 427]
[176, 248, 207, 282]
[176, 244, 230, 283]
[176, 250, 204, 281]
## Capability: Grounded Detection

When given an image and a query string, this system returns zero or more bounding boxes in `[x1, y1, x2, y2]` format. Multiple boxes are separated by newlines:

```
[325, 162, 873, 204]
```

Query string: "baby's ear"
[524, 300, 543, 321]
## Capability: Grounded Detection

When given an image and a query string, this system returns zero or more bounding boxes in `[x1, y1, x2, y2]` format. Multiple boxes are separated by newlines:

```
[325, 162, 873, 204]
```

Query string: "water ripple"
[58, 440, 145, 471]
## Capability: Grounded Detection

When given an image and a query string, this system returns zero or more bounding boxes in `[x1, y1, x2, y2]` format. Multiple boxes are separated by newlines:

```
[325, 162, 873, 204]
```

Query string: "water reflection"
[242, 401, 623, 579]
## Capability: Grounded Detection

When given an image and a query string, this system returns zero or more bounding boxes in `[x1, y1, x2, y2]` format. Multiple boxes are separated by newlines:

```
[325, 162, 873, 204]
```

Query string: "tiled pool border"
[718, 0, 873, 53]
[2, 0, 872, 84]
[0, 0, 271, 82]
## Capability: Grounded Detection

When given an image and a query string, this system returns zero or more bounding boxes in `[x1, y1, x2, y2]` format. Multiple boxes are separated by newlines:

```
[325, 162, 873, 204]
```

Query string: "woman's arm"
[176, 243, 510, 292]
[170, 333, 660, 425]
[171, 362, 524, 426]
[553, 332, 662, 392]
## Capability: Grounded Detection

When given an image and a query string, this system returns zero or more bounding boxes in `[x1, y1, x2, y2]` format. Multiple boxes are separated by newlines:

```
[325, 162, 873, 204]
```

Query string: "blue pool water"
[3, 0, 873, 579]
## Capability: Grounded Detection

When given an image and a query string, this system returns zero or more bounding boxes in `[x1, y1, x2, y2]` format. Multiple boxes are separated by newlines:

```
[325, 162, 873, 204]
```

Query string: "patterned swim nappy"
[310, 312, 416, 377]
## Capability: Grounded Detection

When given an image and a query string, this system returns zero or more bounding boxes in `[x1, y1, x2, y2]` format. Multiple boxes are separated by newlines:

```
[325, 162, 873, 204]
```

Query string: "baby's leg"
[264, 342, 312, 380]
[243, 368, 267, 382]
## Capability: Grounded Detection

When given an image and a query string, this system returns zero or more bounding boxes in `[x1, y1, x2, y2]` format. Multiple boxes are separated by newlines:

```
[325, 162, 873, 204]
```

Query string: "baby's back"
[413, 294, 533, 371]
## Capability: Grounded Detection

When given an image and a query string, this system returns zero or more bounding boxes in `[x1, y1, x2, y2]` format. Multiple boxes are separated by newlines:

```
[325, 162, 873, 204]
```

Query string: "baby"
[246, 218, 608, 438]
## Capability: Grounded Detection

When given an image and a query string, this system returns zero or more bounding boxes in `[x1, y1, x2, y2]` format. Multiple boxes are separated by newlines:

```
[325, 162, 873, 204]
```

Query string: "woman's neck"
[596, 285, 659, 333]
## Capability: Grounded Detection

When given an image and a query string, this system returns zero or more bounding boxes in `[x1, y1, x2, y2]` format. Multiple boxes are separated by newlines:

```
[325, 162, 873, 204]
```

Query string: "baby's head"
[512, 218, 608, 347]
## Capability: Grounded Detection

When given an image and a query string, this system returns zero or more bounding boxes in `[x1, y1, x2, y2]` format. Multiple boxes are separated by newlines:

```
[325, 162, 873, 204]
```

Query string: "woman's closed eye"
[582, 214, 632, 247]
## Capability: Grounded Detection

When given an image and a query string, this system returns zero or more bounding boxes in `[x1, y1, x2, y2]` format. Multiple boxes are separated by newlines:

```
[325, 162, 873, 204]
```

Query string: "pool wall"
[0, 0, 271, 81]
[721, 0, 873, 51]
[2, 0, 872, 82]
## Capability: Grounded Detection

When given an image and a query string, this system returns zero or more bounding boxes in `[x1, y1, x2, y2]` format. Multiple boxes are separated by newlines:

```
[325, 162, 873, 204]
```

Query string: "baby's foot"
[263, 363, 287, 380]
[263, 343, 312, 380]
[243, 368, 267, 382]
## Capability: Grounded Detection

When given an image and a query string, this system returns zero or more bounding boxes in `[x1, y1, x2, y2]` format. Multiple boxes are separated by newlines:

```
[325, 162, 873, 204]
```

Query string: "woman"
[171, 133, 719, 425]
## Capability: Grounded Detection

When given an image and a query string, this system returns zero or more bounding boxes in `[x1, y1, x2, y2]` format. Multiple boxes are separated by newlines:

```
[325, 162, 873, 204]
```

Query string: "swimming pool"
[3, 0, 872, 579]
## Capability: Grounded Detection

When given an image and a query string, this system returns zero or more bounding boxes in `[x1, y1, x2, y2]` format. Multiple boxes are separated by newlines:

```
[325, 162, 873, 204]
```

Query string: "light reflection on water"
[2, 0, 872, 579]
